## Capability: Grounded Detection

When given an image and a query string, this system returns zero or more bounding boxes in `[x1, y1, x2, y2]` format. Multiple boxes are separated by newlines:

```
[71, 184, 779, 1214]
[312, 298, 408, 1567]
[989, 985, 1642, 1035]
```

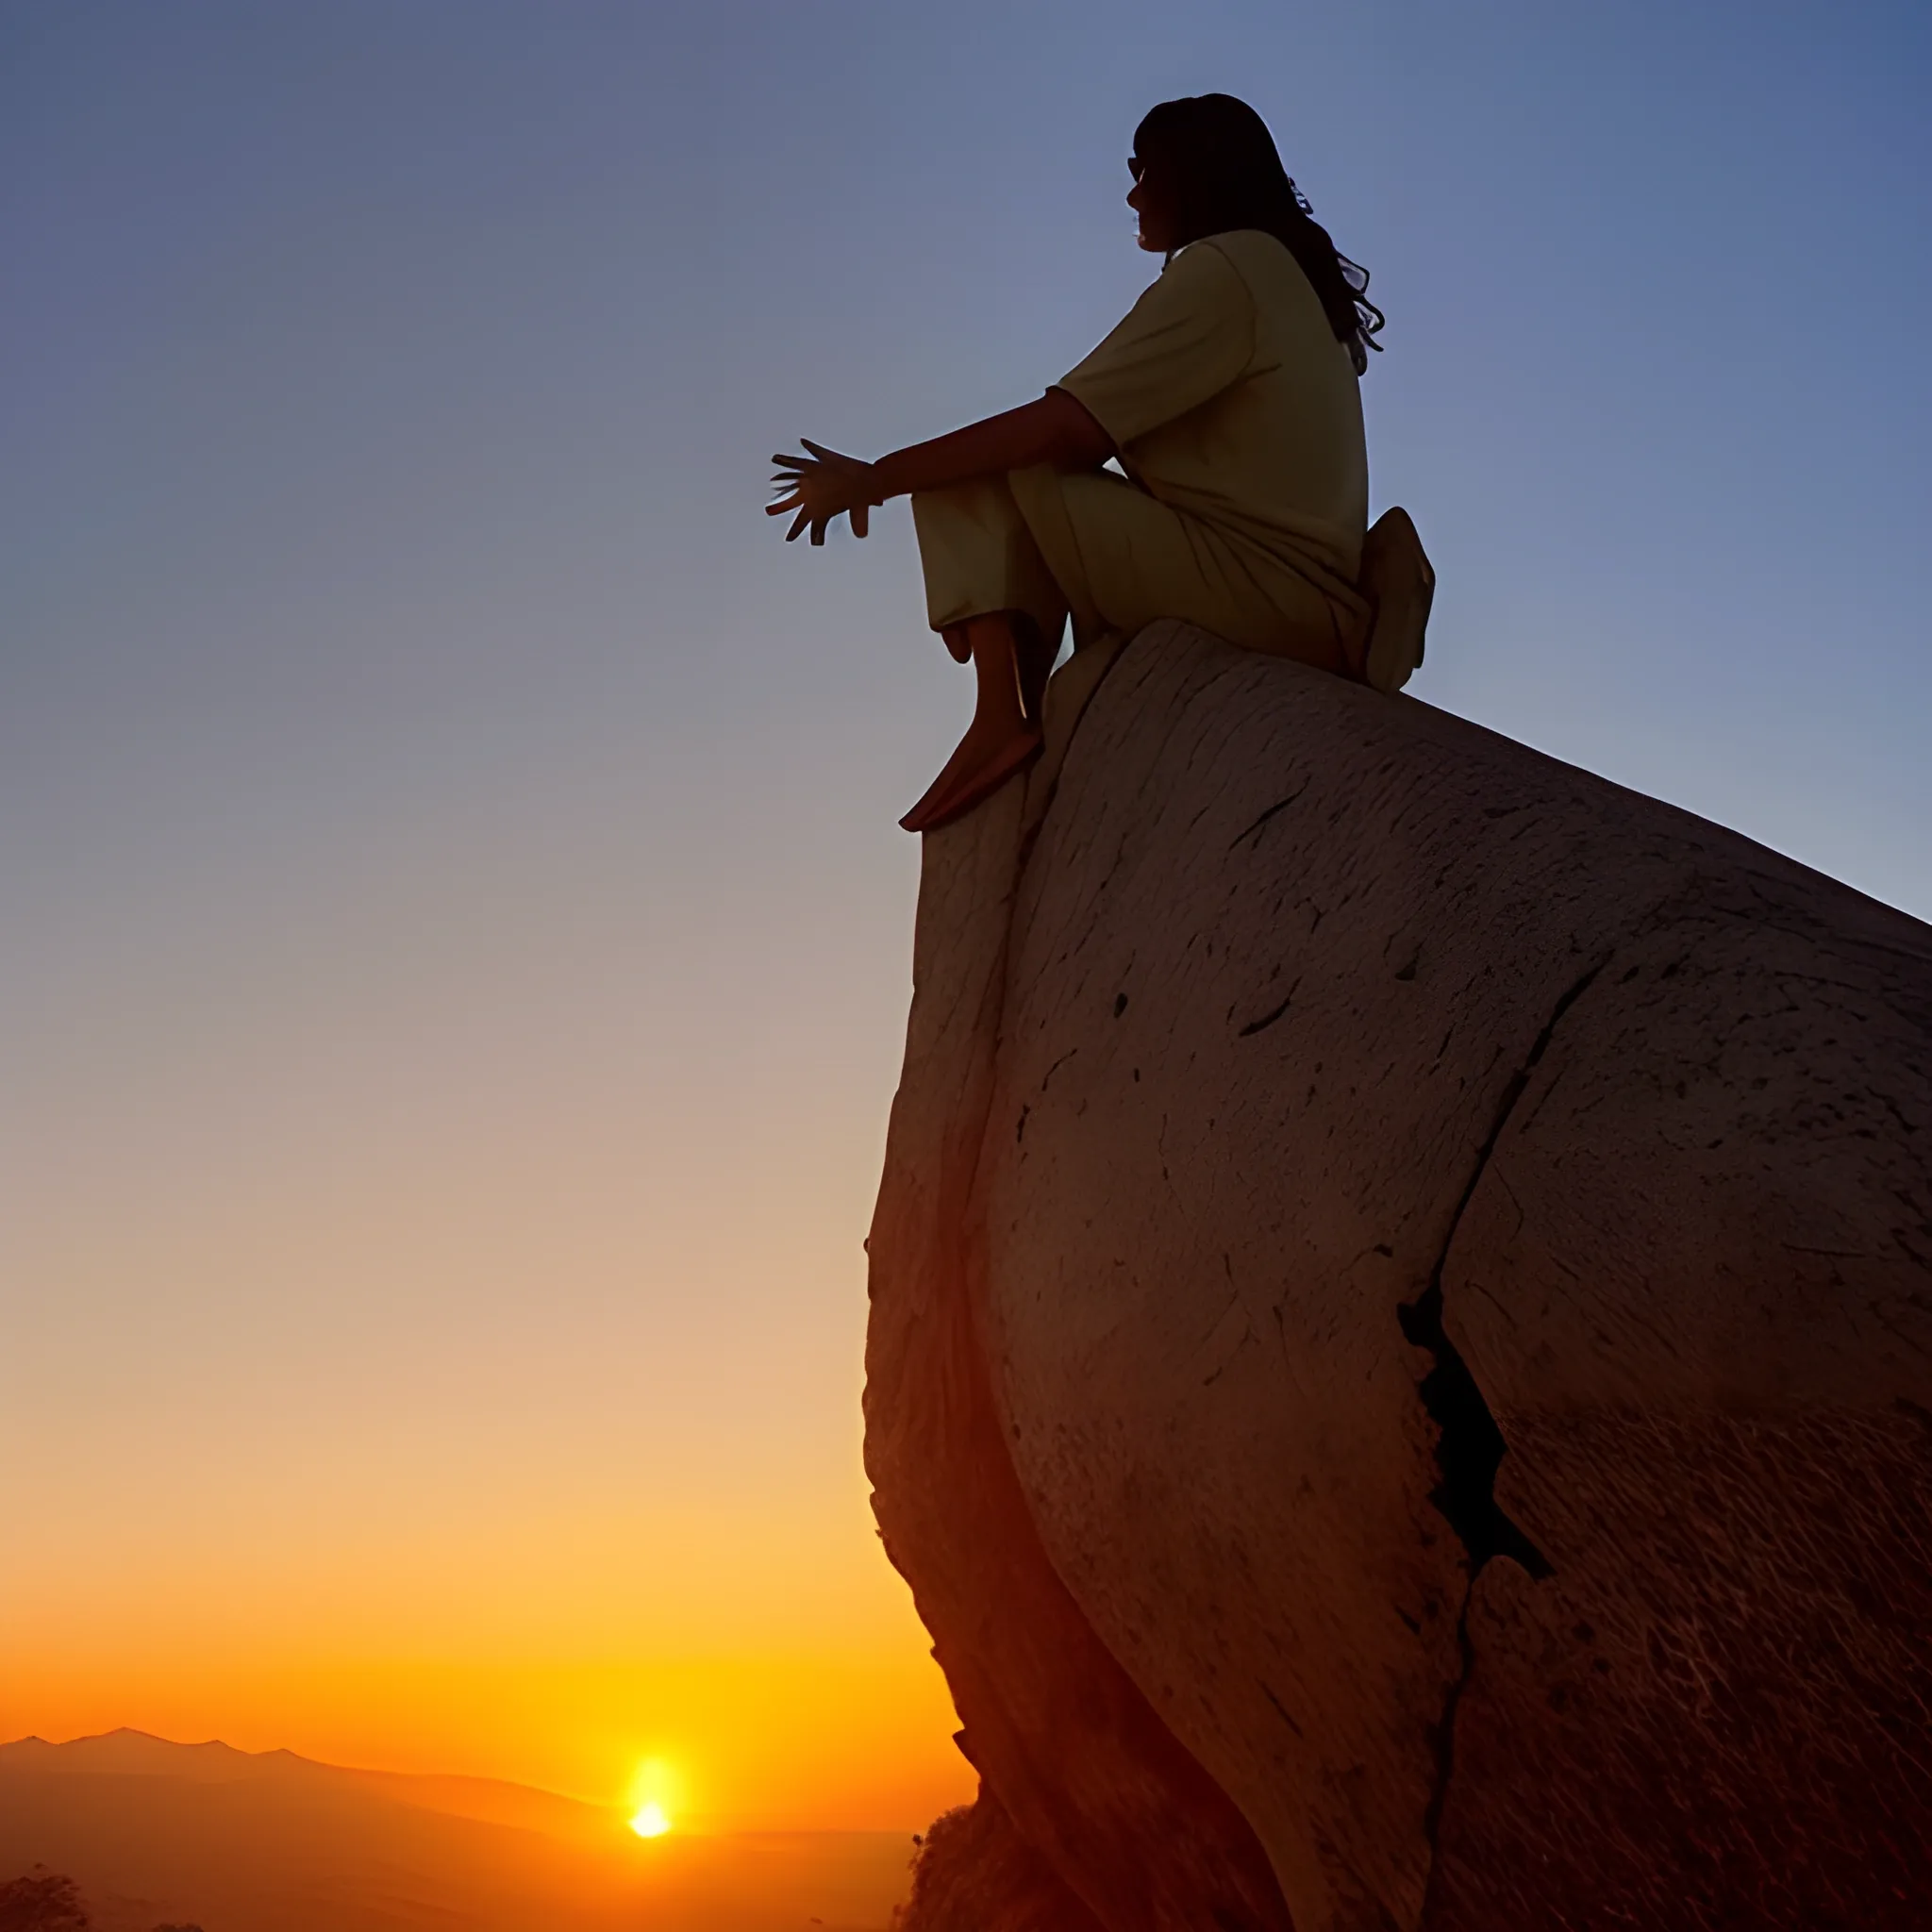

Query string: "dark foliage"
[891, 1790, 1101, 1931]
[0, 1870, 89, 1932]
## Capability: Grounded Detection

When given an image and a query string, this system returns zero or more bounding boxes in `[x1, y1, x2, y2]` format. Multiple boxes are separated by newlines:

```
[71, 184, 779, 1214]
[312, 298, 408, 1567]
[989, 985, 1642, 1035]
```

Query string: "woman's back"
[1058, 228, 1370, 584]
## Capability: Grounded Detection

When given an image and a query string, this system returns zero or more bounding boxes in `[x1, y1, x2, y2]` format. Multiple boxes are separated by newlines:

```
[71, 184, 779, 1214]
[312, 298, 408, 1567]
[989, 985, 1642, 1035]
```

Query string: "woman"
[770, 92, 1415, 834]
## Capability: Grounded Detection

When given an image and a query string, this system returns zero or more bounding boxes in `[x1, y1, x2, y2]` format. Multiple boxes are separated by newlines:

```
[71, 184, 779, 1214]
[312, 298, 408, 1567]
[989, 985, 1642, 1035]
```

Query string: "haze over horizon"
[0, 1727, 919, 1931]
[4, 0, 1927, 1840]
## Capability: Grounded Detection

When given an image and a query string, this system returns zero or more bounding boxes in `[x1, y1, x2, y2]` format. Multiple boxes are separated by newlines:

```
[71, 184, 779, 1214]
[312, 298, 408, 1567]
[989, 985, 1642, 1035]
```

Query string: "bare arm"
[768, 390, 1115, 545]
[870, 390, 1115, 496]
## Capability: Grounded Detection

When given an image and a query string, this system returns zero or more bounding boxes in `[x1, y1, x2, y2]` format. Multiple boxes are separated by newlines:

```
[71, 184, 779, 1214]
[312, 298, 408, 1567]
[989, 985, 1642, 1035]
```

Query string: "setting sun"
[625, 1756, 682, 1839]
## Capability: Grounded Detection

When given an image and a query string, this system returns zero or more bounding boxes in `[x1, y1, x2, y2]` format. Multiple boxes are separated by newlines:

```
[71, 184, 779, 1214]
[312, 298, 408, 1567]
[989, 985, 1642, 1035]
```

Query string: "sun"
[629, 1801, 672, 1839]
[625, 1755, 683, 1838]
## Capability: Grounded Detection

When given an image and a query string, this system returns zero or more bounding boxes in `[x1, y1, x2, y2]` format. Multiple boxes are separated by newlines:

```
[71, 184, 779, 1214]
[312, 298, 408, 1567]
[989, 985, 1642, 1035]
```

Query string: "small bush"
[0, 1870, 89, 1932]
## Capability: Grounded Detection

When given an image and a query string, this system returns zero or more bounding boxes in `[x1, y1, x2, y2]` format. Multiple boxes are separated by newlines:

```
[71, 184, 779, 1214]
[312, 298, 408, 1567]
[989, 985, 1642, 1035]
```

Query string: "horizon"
[4, 1726, 588, 1790]
[5, 0, 1927, 1879]
[0, 1725, 925, 1931]
[0, 1726, 908, 1829]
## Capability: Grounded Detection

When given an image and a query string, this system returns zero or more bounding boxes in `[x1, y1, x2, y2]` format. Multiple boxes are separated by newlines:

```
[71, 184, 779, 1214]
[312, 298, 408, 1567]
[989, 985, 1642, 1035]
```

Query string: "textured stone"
[866, 623, 1932, 1931]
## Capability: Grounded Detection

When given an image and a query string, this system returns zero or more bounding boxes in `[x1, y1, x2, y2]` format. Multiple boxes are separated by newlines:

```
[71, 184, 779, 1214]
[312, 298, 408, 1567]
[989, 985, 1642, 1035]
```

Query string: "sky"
[3, 0, 1927, 1833]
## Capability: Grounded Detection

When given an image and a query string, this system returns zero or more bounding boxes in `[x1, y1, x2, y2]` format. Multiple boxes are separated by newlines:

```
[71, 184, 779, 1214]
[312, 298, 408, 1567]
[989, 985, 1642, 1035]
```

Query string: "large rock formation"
[864, 623, 1932, 1932]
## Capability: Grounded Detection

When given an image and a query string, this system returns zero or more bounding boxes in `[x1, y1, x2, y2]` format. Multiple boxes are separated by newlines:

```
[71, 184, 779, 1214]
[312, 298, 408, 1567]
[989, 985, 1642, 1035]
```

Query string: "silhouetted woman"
[770, 93, 1424, 832]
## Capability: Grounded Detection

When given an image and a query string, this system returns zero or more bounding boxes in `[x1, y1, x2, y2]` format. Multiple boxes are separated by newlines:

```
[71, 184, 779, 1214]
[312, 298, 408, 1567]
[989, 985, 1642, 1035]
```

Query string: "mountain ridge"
[0, 1728, 611, 1836]
[2, 1731, 917, 1931]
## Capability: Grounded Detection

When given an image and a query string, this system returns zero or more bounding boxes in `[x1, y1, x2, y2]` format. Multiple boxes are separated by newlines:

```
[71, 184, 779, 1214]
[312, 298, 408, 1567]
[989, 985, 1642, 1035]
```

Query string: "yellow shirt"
[1056, 230, 1370, 585]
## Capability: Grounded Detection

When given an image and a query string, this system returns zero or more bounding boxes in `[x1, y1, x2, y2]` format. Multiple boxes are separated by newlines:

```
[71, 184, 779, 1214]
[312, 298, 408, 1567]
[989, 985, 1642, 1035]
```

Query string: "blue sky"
[8, 2, 1929, 912]
[2, 0, 1927, 1797]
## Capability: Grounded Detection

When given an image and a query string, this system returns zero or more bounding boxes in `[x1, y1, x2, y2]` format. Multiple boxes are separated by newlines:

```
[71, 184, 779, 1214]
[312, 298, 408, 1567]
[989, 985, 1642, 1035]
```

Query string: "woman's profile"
[769, 92, 1431, 833]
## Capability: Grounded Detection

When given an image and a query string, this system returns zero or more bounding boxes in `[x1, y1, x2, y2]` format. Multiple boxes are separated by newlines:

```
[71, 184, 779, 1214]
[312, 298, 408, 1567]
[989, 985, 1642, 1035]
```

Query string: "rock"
[865, 623, 1932, 1932]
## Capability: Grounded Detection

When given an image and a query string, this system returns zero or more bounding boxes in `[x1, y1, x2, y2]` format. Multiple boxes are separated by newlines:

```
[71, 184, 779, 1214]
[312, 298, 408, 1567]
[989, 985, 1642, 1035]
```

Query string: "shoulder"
[1186, 229, 1302, 301]
[1133, 237, 1257, 341]
[1162, 236, 1255, 302]
[1193, 229, 1341, 354]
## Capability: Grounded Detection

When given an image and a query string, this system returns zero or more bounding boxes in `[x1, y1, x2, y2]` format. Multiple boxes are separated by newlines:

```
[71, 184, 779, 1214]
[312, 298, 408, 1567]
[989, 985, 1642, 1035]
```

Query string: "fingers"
[771, 438, 872, 543]
[776, 508, 860, 541]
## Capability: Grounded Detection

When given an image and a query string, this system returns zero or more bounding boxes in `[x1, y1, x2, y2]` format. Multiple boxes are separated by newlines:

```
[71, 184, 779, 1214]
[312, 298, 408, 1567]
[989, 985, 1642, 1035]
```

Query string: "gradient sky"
[4, 0, 1927, 1830]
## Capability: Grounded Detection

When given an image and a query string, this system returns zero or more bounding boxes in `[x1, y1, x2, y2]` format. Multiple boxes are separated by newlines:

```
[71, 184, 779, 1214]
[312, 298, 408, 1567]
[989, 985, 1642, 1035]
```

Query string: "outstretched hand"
[767, 440, 881, 545]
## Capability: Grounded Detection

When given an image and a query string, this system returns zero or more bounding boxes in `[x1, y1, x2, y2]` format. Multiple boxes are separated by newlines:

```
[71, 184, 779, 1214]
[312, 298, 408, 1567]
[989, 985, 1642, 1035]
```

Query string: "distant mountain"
[0, 1731, 915, 1932]
[2, 1730, 302, 1782]
[0, 1730, 607, 1840]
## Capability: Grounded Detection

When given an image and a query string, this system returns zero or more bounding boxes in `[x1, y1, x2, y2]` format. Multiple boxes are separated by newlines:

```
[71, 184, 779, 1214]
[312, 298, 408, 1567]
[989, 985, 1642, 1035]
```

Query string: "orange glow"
[2, 1204, 976, 1829]
[0, 453, 973, 1832]
[0, 1648, 973, 1832]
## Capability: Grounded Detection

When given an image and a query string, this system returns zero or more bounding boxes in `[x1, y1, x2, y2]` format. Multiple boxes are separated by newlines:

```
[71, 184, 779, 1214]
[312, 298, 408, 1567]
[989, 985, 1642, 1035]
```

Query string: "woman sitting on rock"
[769, 92, 1424, 833]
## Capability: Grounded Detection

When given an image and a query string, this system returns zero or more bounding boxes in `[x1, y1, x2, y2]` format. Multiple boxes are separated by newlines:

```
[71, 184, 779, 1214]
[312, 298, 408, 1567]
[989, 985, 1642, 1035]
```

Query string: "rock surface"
[866, 623, 1932, 1932]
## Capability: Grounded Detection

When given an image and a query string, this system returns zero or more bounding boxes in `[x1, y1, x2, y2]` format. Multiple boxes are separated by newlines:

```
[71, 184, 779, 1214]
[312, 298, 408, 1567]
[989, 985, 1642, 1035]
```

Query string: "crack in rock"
[1397, 958, 1606, 1907]
[1239, 978, 1301, 1039]
[1399, 957, 1604, 1571]
[1228, 779, 1311, 850]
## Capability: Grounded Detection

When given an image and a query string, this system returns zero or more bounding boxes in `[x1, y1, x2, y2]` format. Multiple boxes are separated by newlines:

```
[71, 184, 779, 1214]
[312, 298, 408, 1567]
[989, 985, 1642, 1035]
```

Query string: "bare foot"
[901, 613, 1050, 833]
[900, 723, 1043, 833]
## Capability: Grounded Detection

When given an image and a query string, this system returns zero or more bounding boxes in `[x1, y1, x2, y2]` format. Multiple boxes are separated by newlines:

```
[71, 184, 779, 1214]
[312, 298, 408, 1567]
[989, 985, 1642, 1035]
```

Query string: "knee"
[910, 476, 1022, 540]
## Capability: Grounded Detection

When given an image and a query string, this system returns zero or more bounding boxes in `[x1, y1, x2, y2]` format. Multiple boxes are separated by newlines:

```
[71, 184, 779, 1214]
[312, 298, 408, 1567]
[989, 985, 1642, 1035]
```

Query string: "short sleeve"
[1057, 241, 1256, 447]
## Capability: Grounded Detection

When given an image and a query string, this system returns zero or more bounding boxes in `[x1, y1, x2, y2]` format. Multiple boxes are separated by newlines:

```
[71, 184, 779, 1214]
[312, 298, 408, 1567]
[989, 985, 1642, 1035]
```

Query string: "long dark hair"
[1133, 93, 1385, 376]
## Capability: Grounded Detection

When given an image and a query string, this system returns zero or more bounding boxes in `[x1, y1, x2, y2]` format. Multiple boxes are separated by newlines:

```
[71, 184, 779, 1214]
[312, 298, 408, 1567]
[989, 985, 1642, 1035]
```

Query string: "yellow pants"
[911, 465, 1368, 675]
